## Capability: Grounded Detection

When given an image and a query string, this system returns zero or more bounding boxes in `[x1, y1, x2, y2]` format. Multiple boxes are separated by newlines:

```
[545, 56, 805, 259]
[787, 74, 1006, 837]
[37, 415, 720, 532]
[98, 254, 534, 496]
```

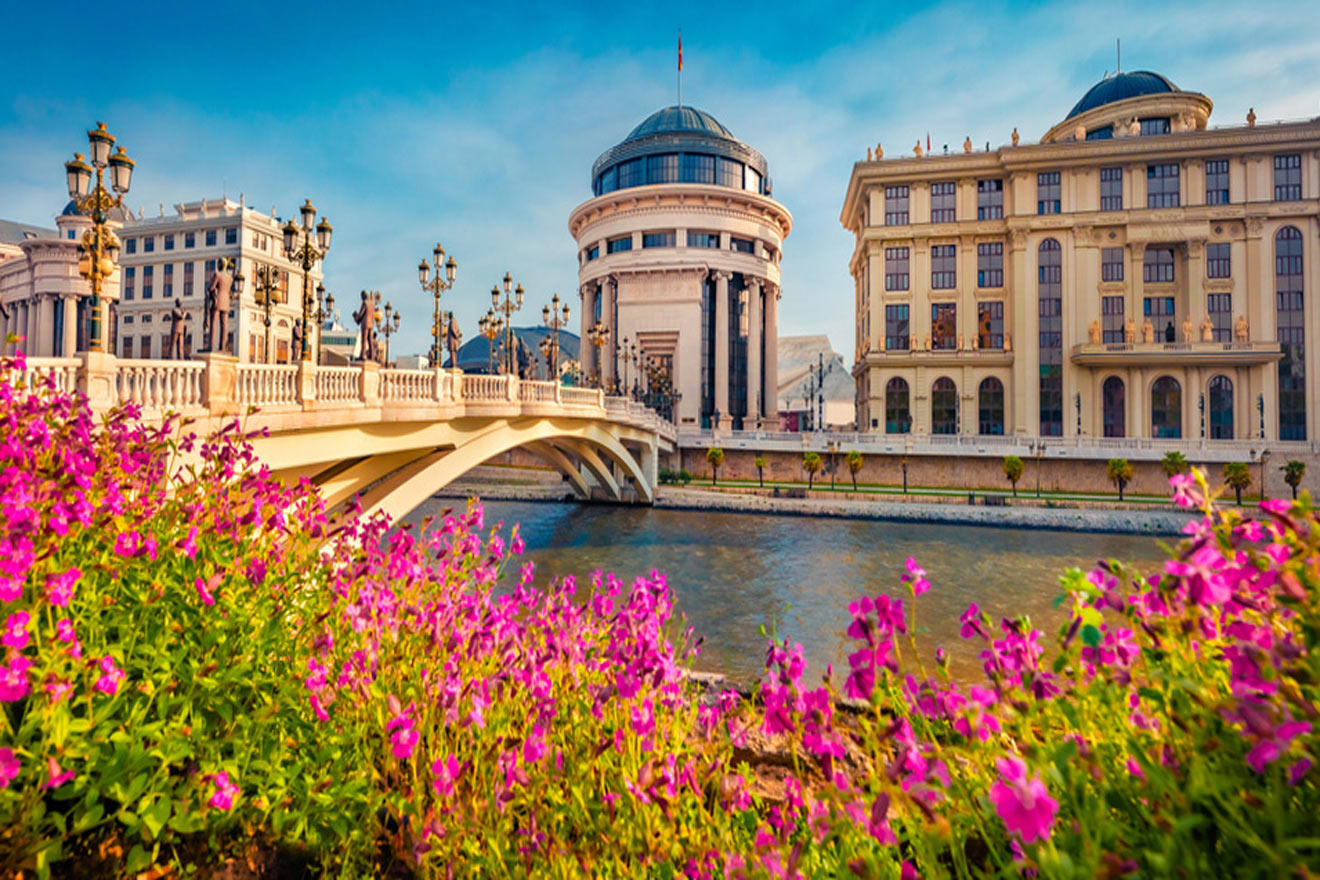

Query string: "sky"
[2, 0, 1319, 362]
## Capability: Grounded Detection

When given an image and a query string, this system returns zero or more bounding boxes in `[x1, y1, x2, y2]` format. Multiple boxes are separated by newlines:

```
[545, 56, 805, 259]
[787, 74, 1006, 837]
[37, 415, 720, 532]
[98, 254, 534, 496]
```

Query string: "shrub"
[1002, 455, 1023, 496]
[658, 467, 676, 485]
[677, 467, 693, 485]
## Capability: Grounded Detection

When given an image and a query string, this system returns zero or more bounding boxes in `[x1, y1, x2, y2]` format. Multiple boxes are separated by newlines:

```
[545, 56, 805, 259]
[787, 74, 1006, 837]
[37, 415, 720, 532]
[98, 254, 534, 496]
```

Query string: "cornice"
[569, 184, 792, 239]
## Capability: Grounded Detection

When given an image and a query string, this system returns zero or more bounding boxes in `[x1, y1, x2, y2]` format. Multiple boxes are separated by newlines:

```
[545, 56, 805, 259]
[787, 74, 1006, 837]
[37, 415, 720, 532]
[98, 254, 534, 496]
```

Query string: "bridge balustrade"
[381, 368, 440, 403]
[237, 364, 300, 408]
[315, 366, 361, 403]
[7, 357, 80, 395]
[518, 381, 559, 404]
[461, 374, 511, 402]
[114, 359, 206, 411]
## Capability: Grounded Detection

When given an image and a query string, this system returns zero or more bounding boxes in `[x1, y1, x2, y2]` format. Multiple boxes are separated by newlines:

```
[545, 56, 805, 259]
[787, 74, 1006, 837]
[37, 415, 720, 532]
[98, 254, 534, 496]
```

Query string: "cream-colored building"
[843, 70, 1319, 446]
[569, 105, 792, 429]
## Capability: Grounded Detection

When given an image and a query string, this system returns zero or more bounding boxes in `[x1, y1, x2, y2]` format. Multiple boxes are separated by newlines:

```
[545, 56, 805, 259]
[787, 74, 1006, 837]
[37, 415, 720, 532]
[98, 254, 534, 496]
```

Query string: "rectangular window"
[687, 231, 719, 249]
[143, 236, 154, 253]
[884, 247, 909, 291]
[1143, 296, 1176, 325]
[1205, 159, 1229, 204]
[142, 265, 154, 299]
[1143, 247, 1175, 283]
[139, 335, 152, 358]
[930, 244, 956, 289]
[251, 231, 260, 248]
[616, 159, 644, 188]
[884, 185, 909, 225]
[976, 242, 1003, 287]
[729, 236, 755, 254]
[884, 304, 909, 351]
[1206, 242, 1231, 279]
[120, 337, 133, 358]
[930, 181, 956, 223]
[124, 267, 135, 300]
[1085, 126, 1113, 140]
[204, 259, 217, 290]
[977, 300, 1003, 349]
[596, 166, 617, 194]
[1274, 154, 1302, 201]
[1101, 296, 1125, 343]
[1139, 117, 1170, 136]
[1100, 166, 1123, 211]
[642, 231, 675, 248]
[585, 245, 599, 261]
[163, 264, 173, 297]
[183, 262, 194, 296]
[1208, 293, 1232, 342]
[977, 179, 1004, 220]
[680, 153, 715, 184]
[606, 236, 633, 254]
[1101, 247, 1124, 282]
[1147, 163, 1180, 208]
[931, 302, 957, 349]
[125, 238, 136, 255]
[646, 153, 678, 185]
[1037, 171, 1061, 215]
[205, 229, 217, 247]
[184, 231, 195, 248]
[745, 165, 762, 193]
[225, 227, 238, 245]
[164, 234, 174, 251]
[716, 157, 743, 189]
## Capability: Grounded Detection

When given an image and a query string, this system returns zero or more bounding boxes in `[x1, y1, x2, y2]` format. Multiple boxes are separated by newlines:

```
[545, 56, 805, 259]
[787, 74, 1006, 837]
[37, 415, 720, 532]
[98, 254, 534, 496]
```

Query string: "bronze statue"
[203, 258, 233, 354]
[352, 291, 377, 362]
[444, 312, 462, 367]
[167, 298, 186, 359]
[290, 321, 303, 363]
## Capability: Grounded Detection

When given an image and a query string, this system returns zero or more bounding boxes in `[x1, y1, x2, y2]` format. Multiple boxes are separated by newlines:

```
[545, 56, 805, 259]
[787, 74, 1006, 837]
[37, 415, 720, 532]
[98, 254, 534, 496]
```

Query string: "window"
[142, 265, 154, 300]
[1101, 296, 1124, 343]
[977, 242, 1003, 287]
[183, 262, 195, 296]
[1276, 226, 1306, 439]
[163, 264, 173, 297]
[139, 335, 153, 359]
[1101, 247, 1124, 282]
[1147, 163, 1180, 208]
[978, 301, 1003, 349]
[205, 259, 217, 289]
[885, 378, 910, 433]
[716, 157, 743, 189]
[680, 154, 715, 184]
[225, 228, 238, 245]
[595, 166, 617, 194]
[617, 159, 645, 188]
[931, 302, 956, 350]
[930, 245, 956, 289]
[931, 377, 958, 434]
[1085, 126, 1113, 140]
[745, 165, 762, 193]
[125, 238, 136, 255]
[606, 236, 632, 254]
[687, 231, 719, 249]
[978, 377, 1004, 435]
[585, 245, 599, 261]
[123, 267, 135, 300]
[184, 231, 195, 248]
[646, 153, 678, 185]
[1143, 296, 1175, 321]
[884, 186, 909, 225]
[884, 247, 909, 291]
[1143, 247, 1175, 283]
[884, 304, 910, 351]
[1207, 293, 1231, 341]
[205, 229, 217, 247]
[1038, 239, 1063, 435]
[251, 231, 260, 248]
[1103, 376, 1125, 437]
[977, 179, 1003, 220]
[930, 181, 956, 223]
[1206, 242, 1231, 279]
[164, 234, 174, 251]
[1037, 172, 1061, 215]
[1209, 375, 1234, 439]
[1205, 159, 1229, 204]
[143, 236, 154, 253]
[729, 237, 755, 254]
[643, 231, 675, 248]
[1274, 154, 1302, 201]
[1100, 167, 1123, 211]
[121, 337, 133, 358]
[1139, 117, 1171, 136]
[1151, 376, 1182, 438]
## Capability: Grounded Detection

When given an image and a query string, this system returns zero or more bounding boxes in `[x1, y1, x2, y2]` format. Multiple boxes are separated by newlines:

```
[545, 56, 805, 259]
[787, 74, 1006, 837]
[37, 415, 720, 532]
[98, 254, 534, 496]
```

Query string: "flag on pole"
[926, 132, 931, 153]
[678, 32, 683, 71]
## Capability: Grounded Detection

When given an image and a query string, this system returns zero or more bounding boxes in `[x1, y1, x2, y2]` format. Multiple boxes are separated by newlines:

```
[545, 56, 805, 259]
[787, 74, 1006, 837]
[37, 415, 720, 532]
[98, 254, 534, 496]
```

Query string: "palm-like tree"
[754, 455, 767, 488]
[846, 450, 863, 491]
[705, 447, 724, 486]
[1160, 451, 1189, 490]
[1003, 455, 1024, 497]
[1282, 460, 1306, 499]
[1107, 458, 1134, 501]
[1224, 461, 1251, 506]
[803, 451, 822, 489]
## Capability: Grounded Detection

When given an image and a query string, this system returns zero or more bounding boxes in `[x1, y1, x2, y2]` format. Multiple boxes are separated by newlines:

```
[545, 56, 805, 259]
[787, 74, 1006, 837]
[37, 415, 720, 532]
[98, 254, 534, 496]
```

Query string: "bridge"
[19, 353, 677, 521]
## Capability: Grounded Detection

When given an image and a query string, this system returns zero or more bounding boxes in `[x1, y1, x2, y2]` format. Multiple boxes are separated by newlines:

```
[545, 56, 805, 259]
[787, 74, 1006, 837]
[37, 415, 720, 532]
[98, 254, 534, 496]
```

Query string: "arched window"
[1151, 376, 1182, 439]
[932, 377, 958, 435]
[885, 377, 910, 434]
[1103, 376, 1125, 438]
[1276, 227, 1306, 440]
[978, 377, 1004, 435]
[1038, 239, 1063, 436]
[1209, 375, 1234, 440]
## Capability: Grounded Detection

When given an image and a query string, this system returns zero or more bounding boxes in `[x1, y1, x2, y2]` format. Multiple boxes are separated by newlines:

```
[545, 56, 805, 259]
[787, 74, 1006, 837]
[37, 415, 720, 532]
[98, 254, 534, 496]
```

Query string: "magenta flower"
[44, 757, 74, 790]
[45, 567, 80, 607]
[209, 771, 239, 810]
[2, 611, 29, 649]
[178, 526, 199, 559]
[94, 655, 125, 696]
[1246, 720, 1311, 773]
[309, 694, 329, 722]
[431, 754, 463, 797]
[0, 748, 18, 788]
[0, 656, 31, 702]
[194, 576, 215, 607]
[989, 756, 1058, 843]
[523, 725, 547, 765]
[1289, 758, 1312, 786]
[391, 725, 419, 760]
[959, 603, 987, 639]
[1169, 472, 1201, 508]
[902, 557, 930, 597]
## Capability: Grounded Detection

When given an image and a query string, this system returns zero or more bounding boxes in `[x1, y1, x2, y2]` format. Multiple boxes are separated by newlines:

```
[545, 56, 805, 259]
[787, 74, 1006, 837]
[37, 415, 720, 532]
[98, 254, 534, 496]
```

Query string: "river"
[402, 498, 1170, 685]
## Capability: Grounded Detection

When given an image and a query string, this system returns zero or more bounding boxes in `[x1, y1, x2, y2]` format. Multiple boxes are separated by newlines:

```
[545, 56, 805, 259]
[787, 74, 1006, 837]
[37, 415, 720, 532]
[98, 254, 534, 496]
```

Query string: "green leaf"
[125, 844, 151, 873]
[141, 796, 171, 838]
[1081, 624, 1102, 647]
[75, 803, 106, 832]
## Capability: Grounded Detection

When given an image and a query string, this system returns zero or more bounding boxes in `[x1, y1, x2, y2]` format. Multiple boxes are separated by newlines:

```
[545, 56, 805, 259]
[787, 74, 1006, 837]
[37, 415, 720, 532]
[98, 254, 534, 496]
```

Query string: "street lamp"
[1199, 392, 1206, 439]
[248, 264, 283, 362]
[1257, 393, 1265, 440]
[65, 122, 134, 353]
[419, 242, 458, 365]
[282, 199, 332, 362]
[586, 321, 610, 387]
[491, 273, 524, 374]
[616, 336, 631, 394]
[1030, 439, 1046, 498]
[1075, 392, 1081, 437]
[541, 293, 570, 381]
[479, 309, 504, 375]
[314, 284, 335, 364]
[380, 301, 400, 365]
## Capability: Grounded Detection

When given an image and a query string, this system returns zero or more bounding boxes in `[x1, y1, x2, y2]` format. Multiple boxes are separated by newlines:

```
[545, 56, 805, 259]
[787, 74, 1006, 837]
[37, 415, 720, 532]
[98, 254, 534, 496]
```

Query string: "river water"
[402, 498, 1170, 685]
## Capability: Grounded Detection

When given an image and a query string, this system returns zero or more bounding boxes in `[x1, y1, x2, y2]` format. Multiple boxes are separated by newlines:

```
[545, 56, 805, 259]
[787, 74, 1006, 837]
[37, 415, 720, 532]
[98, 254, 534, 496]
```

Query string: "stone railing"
[561, 386, 604, 408]
[237, 364, 300, 408]
[461, 374, 510, 402]
[315, 366, 361, 403]
[13, 357, 81, 395]
[518, 381, 559, 404]
[115, 359, 206, 411]
[381, 368, 440, 403]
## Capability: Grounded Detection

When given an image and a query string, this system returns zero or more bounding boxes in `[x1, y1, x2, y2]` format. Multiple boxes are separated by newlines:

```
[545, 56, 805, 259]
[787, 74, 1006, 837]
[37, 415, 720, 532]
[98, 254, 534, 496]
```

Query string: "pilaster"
[360, 360, 382, 407]
[746, 277, 762, 428]
[714, 271, 730, 428]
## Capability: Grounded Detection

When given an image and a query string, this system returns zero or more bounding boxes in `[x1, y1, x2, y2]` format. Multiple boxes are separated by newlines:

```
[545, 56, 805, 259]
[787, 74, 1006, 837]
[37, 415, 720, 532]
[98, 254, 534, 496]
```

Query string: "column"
[1007, 230, 1030, 435]
[1186, 240, 1206, 335]
[602, 277, 616, 390]
[746, 278, 762, 428]
[37, 296, 54, 356]
[25, 299, 37, 354]
[61, 297, 77, 358]
[714, 271, 730, 428]
[764, 283, 779, 424]
[581, 283, 595, 380]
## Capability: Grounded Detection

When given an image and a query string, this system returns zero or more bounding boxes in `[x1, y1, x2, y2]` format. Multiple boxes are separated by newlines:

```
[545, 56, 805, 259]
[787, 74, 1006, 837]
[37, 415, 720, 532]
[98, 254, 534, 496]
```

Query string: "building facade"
[843, 70, 1320, 447]
[569, 106, 792, 429]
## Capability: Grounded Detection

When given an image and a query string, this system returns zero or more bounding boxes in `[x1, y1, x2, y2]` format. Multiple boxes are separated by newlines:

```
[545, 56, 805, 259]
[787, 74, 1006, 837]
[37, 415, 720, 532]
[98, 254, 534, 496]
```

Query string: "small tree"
[1224, 461, 1251, 506]
[705, 447, 724, 486]
[1282, 459, 1306, 499]
[803, 451, 822, 489]
[754, 455, 767, 488]
[846, 450, 863, 491]
[1160, 451, 1189, 488]
[1107, 457, 1134, 501]
[1002, 455, 1024, 497]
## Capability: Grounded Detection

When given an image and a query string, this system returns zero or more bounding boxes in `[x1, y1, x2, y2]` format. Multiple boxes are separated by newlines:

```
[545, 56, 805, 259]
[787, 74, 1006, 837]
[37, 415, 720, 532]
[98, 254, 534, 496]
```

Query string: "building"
[843, 69, 1319, 446]
[319, 311, 359, 364]
[777, 335, 856, 430]
[568, 105, 792, 430]
[454, 326, 580, 380]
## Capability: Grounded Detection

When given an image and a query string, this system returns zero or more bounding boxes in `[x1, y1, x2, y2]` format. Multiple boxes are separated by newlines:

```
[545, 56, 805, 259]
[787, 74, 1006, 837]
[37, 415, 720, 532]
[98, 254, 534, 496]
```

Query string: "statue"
[909, 335, 917, 352]
[866, 147, 873, 161]
[1200, 315, 1214, 342]
[875, 143, 883, 159]
[957, 332, 965, 350]
[1182, 316, 1193, 343]
[444, 312, 462, 367]
[1088, 319, 1101, 344]
[962, 136, 972, 154]
[1011, 127, 1020, 146]
[1074, 123, 1086, 142]
[203, 258, 233, 354]
[167, 298, 186, 359]
[1164, 322, 1175, 343]
[970, 333, 978, 351]
[1247, 107, 1256, 128]
[1124, 318, 1136, 343]
[1002, 331, 1012, 352]
[922, 334, 930, 351]
[516, 337, 533, 379]
[1235, 314, 1249, 342]
[290, 321, 303, 362]
[1142, 318, 1154, 344]
[352, 291, 377, 362]
[913, 140, 923, 157]
[1128, 117, 1140, 137]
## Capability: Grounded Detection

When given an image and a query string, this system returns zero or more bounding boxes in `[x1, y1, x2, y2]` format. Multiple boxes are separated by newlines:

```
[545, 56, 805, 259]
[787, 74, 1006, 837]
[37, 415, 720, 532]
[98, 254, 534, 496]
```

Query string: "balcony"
[1070, 340, 1280, 367]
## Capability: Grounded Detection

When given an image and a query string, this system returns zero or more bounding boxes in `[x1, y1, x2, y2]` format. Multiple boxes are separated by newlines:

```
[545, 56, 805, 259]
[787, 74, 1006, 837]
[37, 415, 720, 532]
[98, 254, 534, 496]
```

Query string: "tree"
[803, 451, 822, 489]
[1224, 461, 1251, 506]
[1002, 455, 1024, 497]
[846, 450, 863, 491]
[1107, 458, 1134, 501]
[705, 447, 724, 486]
[1282, 460, 1306, 499]
[754, 455, 767, 488]
[1160, 451, 1188, 489]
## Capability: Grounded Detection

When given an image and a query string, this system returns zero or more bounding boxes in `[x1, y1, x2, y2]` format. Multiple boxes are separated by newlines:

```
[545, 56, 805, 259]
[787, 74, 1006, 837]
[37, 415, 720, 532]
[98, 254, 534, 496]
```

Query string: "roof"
[624, 105, 735, 142]
[60, 199, 135, 223]
[0, 219, 57, 245]
[1066, 70, 1179, 120]
[454, 326, 580, 377]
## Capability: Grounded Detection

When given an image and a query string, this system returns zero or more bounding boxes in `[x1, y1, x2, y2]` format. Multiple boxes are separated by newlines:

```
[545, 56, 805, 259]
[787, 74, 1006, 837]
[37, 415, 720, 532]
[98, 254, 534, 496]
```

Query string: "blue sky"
[3, 0, 1318, 361]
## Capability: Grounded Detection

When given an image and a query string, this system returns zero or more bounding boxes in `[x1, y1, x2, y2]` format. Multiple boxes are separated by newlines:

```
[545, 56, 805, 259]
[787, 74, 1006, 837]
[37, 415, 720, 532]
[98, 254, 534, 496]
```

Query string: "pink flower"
[0, 657, 31, 702]
[44, 757, 74, 789]
[194, 576, 215, 606]
[45, 677, 73, 703]
[989, 756, 1057, 843]
[209, 771, 239, 810]
[1169, 472, 1201, 508]
[1246, 720, 1311, 773]
[431, 754, 463, 798]
[959, 603, 986, 639]
[178, 526, 199, 559]
[45, 568, 80, 607]
[391, 725, 419, 760]
[903, 557, 930, 597]
[94, 655, 125, 696]
[1289, 759, 1312, 786]
[523, 725, 547, 764]
[0, 748, 18, 788]
[2, 611, 29, 649]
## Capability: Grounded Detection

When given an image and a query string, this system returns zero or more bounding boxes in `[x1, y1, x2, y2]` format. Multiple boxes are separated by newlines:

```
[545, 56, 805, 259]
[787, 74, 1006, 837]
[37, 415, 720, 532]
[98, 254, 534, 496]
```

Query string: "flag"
[678, 32, 683, 71]
[926, 132, 931, 153]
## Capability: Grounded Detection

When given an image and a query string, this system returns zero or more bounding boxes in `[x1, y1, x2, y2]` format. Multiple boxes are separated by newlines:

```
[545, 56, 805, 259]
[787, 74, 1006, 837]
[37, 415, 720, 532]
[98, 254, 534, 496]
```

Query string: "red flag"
[678, 32, 683, 71]
[926, 132, 931, 153]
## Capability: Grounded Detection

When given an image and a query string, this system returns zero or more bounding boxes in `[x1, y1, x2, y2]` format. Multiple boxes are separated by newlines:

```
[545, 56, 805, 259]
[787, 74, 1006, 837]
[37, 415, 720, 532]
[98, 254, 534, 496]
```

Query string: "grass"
[678, 476, 1173, 506]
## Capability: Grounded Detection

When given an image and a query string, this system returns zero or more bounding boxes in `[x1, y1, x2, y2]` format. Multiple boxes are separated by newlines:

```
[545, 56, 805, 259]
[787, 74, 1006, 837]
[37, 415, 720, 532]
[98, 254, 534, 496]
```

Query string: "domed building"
[569, 105, 792, 430]
[841, 66, 1320, 476]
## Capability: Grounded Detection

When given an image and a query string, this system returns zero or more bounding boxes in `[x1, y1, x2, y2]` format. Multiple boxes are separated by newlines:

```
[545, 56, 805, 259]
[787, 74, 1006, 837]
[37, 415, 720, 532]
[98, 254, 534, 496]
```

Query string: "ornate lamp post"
[314, 283, 335, 364]
[65, 122, 135, 353]
[490, 273, 524, 374]
[379, 301, 400, 366]
[585, 322, 610, 387]
[616, 336, 631, 394]
[479, 309, 504, 374]
[246, 264, 282, 362]
[281, 199, 332, 362]
[1030, 439, 1047, 498]
[419, 243, 457, 365]
[541, 293, 570, 381]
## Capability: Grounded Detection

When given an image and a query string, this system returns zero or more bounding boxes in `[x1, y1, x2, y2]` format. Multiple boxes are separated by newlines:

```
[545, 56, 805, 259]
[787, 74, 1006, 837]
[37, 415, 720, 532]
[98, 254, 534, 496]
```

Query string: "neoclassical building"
[569, 106, 792, 429]
[843, 70, 1319, 446]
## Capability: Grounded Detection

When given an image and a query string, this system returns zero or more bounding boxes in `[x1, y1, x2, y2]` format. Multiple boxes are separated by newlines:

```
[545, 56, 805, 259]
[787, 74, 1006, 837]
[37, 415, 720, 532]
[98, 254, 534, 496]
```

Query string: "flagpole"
[677, 30, 683, 109]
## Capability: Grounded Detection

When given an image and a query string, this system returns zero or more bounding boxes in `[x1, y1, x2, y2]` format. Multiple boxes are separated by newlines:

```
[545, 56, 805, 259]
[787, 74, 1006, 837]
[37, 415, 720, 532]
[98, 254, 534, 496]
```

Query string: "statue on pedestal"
[1011, 127, 1020, 146]
[353, 291, 377, 362]
[1124, 319, 1136, 343]
[1088, 319, 1101, 344]
[1003, 331, 1012, 352]
[291, 321, 303, 363]
[1200, 315, 1214, 342]
[1142, 318, 1154, 344]
[1182, 316, 1193, 343]
[203, 258, 233, 354]
[1235, 314, 1249, 342]
[444, 312, 462, 367]
[167, 299, 186, 359]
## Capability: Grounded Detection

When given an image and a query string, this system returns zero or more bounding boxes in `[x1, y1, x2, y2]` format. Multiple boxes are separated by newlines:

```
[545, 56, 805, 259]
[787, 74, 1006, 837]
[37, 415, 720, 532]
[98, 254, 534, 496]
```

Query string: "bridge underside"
[253, 415, 670, 523]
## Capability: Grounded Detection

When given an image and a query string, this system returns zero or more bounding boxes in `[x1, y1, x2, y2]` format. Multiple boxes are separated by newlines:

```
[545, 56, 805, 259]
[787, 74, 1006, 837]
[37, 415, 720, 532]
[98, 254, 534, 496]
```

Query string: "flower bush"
[1, 355, 1317, 877]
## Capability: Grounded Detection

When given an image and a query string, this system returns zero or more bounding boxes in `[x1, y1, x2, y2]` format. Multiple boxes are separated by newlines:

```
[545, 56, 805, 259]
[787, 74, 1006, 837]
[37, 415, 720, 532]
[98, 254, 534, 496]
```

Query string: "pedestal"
[200, 352, 239, 416]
